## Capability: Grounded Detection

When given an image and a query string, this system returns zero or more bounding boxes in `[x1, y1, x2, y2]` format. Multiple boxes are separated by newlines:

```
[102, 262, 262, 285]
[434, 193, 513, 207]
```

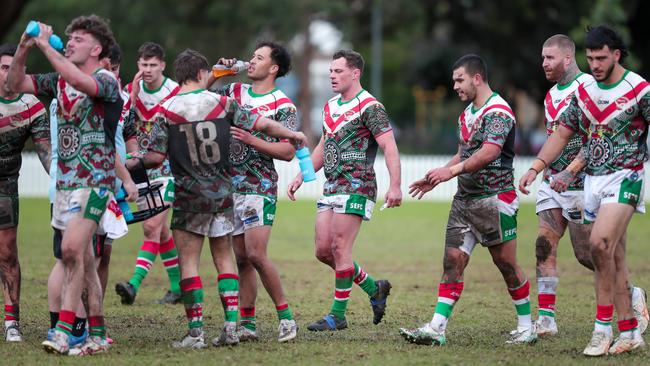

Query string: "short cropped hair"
[332, 49, 364, 74]
[0, 44, 17, 58]
[138, 42, 165, 61]
[65, 14, 115, 60]
[173, 49, 209, 85]
[585, 25, 628, 63]
[543, 34, 575, 55]
[452, 54, 488, 83]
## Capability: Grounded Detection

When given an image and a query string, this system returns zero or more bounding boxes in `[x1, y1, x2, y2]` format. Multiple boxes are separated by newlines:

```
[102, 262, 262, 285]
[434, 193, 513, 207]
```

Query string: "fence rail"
[18, 153, 650, 202]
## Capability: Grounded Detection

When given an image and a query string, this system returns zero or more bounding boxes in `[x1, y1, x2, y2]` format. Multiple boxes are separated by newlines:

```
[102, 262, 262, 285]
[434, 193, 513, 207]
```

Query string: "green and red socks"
[88, 316, 106, 340]
[218, 274, 239, 326]
[594, 304, 613, 334]
[508, 279, 532, 330]
[4, 304, 18, 328]
[240, 304, 294, 331]
[276, 303, 294, 321]
[181, 277, 204, 333]
[353, 261, 377, 297]
[618, 317, 638, 338]
[240, 307, 256, 331]
[537, 276, 558, 319]
[55, 309, 76, 336]
[129, 240, 158, 291]
[159, 237, 181, 295]
[330, 267, 354, 320]
[430, 282, 464, 331]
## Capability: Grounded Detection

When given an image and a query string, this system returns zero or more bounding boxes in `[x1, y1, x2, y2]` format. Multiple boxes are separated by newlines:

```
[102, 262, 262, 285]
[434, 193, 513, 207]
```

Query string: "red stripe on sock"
[508, 280, 530, 301]
[136, 258, 153, 269]
[276, 304, 288, 312]
[159, 237, 175, 253]
[336, 268, 355, 278]
[59, 309, 76, 325]
[185, 306, 203, 319]
[241, 307, 256, 317]
[439, 282, 464, 301]
[354, 268, 367, 284]
[222, 296, 238, 306]
[538, 294, 556, 311]
[180, 276, 203, 292]
[335, 289, 352, 298]
[141, 240, 159, 254]
[88, 316, 105, 328]
[218, 273, 239, 281]
[163, 257, 179, 267]
[618, 318, 638, 332]
[4, 304, 17, 321]
[596, 304, 614, 322]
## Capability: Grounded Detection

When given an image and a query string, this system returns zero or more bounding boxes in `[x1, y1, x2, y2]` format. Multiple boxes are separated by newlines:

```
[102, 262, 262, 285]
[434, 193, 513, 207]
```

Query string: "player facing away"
[287, 49, 402, 331]
[126, 49, 308, 349]
[212, 42, 298, 342]
[7, 15, 126, 355]
[530, 34, 648, 338]
[116, 42, 181, 305]
[0, 43, 50, 342]
[400, 54, 536, 346]
[520, 25, 649, 356]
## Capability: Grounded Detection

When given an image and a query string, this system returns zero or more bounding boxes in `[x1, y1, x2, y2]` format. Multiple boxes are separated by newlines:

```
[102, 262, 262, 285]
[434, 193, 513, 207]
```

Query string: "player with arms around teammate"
[213, 42, 298, 342]
[126, 49, 308, 349]
[287, 49, 402, 331]
[527, 34, 648, 338]
[400, 54, 536, 346]
[0, 43, 50, 342]
[7, 15, 127, 355]
[116, 42, 181, 306]
[520, 25, 649, 356]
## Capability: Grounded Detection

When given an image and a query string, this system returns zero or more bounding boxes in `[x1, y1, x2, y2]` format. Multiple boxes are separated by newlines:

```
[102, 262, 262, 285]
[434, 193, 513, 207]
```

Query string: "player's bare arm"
[230, 126, 295, 161]
[519, 124, 573, 194]
[287, 136, 324, 201]
[32, 23, 102, 97]
[376, 131, 402, 208]
[426, 143, 500, 187]
[34, 139, 51, 173]
[115, 154, 138, 201]
[6, 36, 37, 94]
[411, 146, 461, 198]
[549, 149, 586, 193]
[253, 116, 308, 148]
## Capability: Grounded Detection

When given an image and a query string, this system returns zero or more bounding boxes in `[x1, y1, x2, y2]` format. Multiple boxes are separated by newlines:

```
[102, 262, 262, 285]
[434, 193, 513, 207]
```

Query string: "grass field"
[1, 198, 649, 365]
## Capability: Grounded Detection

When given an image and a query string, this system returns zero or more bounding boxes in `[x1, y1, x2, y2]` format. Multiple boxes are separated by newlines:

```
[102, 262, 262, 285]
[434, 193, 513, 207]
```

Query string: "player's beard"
[596, 62, 616, 82]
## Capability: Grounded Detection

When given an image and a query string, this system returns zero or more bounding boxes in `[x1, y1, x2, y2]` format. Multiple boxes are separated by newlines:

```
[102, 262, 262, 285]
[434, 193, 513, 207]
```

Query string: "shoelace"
[588, 332, 608, 347]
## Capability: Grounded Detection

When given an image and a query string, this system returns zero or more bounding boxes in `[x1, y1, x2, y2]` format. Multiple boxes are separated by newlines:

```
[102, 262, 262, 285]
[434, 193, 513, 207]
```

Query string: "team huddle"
[0, 13, 647, 358]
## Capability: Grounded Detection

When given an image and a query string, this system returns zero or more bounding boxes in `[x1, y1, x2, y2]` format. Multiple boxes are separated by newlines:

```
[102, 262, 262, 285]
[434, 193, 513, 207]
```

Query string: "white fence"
[18, 153, 650, 202]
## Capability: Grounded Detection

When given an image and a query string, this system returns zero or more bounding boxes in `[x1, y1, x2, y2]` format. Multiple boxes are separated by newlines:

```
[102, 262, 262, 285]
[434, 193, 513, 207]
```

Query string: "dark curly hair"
[65, 14, 115, 60]
[585, 25, 628, 63]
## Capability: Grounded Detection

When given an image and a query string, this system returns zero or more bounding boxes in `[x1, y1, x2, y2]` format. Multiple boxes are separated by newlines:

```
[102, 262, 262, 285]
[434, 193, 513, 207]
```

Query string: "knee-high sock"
[159, 237, 181, 294]
[128, 240, 159, 291]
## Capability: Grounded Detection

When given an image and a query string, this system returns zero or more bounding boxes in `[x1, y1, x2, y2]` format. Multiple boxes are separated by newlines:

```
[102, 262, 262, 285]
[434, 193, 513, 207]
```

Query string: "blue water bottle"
[25, 21, 64, 51]
[295, 146, 316, 182]
[115, 187, 134, 222]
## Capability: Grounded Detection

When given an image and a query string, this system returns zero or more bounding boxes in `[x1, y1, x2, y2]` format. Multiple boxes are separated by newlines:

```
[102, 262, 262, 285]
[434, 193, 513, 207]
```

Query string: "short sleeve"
[149, 115, 169, 155]
[558, 94, 581, 132]
[29, 102, 50, 143]
[640, 92, 650, 125]
[225, 96, 260, 130]
[31, 72, 59, 98]
[482, 112, 514, 148]
[362, 103, 392, 138]
[93, 72, 120, 102]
